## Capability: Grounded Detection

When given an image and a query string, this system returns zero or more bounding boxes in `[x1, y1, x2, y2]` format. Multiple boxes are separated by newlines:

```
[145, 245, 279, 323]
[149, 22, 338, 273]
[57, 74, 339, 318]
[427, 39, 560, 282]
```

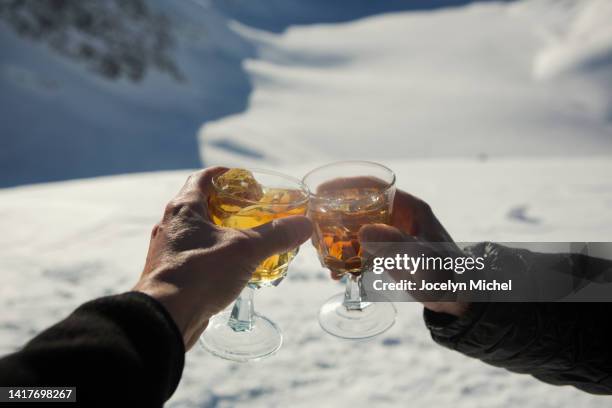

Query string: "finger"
[360, 224, 417, 286]
[248, 215, 313, 261]
[393, 190, 453, 242]
[178, 166, 228, 199]
[330, 270, 343, 281]
[359, 223, 413, 254]
[164, 167, 228, 221]
[393, 189, 428, 212]
[360, 223, 406, 243]
[390, 190, 424, 234]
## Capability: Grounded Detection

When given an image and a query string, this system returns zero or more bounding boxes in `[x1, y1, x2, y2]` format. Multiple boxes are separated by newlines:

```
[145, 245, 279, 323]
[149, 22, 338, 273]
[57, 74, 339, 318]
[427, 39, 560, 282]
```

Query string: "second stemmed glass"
[303, 161, 397, 339]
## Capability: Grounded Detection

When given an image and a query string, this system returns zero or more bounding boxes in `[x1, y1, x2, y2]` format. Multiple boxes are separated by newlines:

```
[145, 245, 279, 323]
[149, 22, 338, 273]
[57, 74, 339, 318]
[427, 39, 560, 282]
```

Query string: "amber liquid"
[208, 187, 308, 287]
[309, 185, 393, 277]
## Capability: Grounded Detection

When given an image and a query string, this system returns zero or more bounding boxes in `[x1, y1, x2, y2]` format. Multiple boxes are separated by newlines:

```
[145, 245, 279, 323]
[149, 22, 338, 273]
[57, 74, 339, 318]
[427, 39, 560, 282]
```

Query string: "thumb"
[359, 224, 409, 253]
[248, 215, 313, 261]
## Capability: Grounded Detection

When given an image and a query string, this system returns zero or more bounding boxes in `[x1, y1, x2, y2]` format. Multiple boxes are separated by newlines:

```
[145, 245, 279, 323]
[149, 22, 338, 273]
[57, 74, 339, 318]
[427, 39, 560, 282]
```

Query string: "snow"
[2, 158, 612, 408]
[0, 0, 253, 186]
[2, 0, 612, 407]
[200, 0, 612, 168]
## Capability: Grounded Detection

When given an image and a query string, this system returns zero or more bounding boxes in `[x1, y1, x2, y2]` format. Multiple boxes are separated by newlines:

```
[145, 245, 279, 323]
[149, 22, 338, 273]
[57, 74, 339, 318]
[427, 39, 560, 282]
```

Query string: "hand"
[133, 167, 313, 350]
[359, 189, 469, 317]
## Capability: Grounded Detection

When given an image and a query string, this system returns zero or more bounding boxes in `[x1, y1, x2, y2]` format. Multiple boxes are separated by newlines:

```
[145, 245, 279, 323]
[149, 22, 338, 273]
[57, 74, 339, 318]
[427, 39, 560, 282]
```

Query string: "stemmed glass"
[303, 161, 397, 339]
[199, 168, 309, 361]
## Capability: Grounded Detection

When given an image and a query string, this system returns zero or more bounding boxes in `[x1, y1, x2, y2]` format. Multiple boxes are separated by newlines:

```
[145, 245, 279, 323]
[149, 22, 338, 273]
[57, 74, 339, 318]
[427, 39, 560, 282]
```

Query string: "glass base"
[319, 293, 396, 340]
[199, 310, 282, 362]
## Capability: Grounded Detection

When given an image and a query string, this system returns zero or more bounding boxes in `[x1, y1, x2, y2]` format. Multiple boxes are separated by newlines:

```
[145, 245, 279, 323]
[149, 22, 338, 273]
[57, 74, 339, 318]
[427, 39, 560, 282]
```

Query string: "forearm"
[424, 242, 612, 394]
[425, 301, 612, 393]
[0, 292, 185, 406]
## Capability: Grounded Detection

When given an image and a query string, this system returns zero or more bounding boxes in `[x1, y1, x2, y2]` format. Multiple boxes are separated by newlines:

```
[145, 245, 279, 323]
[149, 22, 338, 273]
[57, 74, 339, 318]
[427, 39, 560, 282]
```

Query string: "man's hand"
[134, 167, 313, 350]
[359, 189, 469, 317]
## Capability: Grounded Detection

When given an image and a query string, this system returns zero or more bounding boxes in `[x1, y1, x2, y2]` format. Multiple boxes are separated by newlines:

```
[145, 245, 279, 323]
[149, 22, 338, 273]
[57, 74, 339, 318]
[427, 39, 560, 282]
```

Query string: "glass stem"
[228, 286, 255, 332]
[343, 273, 369, 311]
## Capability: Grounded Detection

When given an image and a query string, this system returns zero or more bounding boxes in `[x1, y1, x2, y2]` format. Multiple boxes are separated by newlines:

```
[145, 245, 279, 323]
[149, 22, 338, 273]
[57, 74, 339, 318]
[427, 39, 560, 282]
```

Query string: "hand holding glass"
[303, 161, 397, 339]
[199, 168, 308, 361]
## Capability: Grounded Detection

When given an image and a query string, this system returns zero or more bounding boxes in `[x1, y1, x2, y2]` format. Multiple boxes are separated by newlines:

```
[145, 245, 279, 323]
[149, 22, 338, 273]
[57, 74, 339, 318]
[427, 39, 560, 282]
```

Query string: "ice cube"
[259, 188, 294, 205]
[216, 168, 263, 201]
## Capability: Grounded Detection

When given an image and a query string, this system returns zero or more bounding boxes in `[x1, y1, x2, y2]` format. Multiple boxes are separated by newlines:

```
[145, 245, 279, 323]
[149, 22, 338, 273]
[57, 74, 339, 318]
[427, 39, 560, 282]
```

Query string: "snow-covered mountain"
[0, 0, 251, 187]
[2, 0, 612, 187]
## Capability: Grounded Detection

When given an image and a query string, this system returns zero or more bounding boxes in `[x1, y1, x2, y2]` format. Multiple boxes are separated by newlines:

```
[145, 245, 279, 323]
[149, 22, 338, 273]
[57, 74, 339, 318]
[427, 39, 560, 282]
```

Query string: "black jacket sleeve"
[0, 292, 185, 407]
[424, 242, 612, 395]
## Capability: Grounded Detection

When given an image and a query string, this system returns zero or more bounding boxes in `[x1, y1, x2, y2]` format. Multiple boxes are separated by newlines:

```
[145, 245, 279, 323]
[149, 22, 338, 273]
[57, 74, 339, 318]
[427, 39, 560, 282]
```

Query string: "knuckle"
[165, 198, 204, 218]
[186, 171, 201, 186]
[180, 201, 205, 217]
[187, 171, 199, 182]
[151, 223, 161, 238]
[164, 200, 179, 216]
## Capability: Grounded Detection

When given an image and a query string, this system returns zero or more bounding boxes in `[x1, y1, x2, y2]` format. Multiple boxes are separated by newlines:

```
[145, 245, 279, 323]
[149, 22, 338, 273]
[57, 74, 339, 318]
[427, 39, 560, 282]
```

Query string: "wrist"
[423, 301, 469, 317]
[133, 279, 191, 344]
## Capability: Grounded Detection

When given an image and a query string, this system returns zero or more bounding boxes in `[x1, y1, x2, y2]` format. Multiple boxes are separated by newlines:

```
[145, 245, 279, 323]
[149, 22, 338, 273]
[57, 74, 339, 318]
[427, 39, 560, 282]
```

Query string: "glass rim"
[211, 167, 310, 207]
[301, 160, 396, 199]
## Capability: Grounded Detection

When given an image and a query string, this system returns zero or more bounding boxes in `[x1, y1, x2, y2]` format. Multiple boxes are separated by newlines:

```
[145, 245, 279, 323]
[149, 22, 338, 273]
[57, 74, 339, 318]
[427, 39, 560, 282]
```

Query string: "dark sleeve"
[424, 242, 612, 394]
[0, 292, 185, 407]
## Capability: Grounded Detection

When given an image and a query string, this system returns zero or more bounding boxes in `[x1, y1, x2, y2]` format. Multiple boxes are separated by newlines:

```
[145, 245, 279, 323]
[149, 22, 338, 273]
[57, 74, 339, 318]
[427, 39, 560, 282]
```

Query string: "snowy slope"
[1, 158, 612, 407]
[200, 0, 612, 168]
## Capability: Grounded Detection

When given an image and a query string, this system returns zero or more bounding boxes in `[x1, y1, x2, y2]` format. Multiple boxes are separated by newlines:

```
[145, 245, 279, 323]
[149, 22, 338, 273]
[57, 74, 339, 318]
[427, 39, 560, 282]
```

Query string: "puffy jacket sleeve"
[424, 242, 612, 394]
